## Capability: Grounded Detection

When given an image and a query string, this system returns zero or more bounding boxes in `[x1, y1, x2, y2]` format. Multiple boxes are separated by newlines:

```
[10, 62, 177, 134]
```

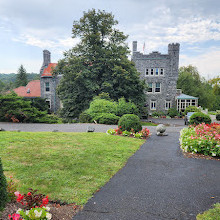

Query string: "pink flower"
[14, 191, 20, 197]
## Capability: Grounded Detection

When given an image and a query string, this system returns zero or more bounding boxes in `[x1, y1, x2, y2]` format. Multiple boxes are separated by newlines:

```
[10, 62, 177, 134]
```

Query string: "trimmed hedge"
[184, 105, 200, 116]
[0, 158, 8, 211]
[167, 108, 180, 118]
[93, 113, 120, 125]
[189, 112, 212, 125]
[216, 114, 220, 121]
[118, 114, 142, 132]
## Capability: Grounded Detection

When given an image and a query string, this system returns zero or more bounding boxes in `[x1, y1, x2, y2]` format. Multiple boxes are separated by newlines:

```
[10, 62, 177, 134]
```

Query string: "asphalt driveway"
[73, 130, 220, 220]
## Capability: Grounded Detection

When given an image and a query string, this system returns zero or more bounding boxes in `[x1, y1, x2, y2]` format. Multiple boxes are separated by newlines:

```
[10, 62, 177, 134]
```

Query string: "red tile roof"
[41, 63, 57, 77]
[13, 80, 41, 97]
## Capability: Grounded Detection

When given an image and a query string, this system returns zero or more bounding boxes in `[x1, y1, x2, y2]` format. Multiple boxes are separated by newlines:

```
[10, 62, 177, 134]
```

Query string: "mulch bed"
[0, 201, 82, 220]
[182, 151, 220, 161]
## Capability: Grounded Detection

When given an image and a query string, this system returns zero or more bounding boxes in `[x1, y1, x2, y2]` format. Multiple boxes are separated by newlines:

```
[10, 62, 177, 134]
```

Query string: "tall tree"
[15, 65, 28, 87]
[54, 9, 146, 119]
[177, 65, 215, 110]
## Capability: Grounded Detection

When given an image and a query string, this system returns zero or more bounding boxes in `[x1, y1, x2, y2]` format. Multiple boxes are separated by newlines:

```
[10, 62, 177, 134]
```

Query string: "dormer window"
[27, 88, 30, 93]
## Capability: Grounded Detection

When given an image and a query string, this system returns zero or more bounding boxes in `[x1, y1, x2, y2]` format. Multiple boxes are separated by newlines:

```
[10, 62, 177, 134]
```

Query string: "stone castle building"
[131, 41, 181, 113]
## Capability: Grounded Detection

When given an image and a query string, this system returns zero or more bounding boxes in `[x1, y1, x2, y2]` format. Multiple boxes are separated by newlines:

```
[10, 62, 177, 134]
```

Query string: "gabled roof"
[176, 93, 198, 100]
[13, 80, 41, 97]
[41, 63, 57, 77]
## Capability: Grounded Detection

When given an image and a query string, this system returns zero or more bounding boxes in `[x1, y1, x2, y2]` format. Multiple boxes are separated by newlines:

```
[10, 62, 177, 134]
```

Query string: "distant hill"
[0, 73, 40, 84]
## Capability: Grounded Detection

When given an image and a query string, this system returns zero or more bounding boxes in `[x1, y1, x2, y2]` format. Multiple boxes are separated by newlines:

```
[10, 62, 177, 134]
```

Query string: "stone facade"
[40, 50, 61, 113]
[131, 41, 180, 114]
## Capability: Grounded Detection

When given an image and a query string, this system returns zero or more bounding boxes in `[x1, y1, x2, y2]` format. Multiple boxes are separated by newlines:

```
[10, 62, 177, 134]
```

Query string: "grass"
[141, 121, 157, 126]
[197, 203, 220, 220]
[0, 132, 145, 205]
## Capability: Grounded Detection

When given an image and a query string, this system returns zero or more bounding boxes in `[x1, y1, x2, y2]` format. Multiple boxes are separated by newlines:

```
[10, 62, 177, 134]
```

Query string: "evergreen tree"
[54, 9, 146, 119]
[15, 65, 28, 87]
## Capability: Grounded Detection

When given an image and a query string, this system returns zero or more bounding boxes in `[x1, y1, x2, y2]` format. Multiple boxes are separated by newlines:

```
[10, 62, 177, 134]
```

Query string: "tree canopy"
[177, 65, 219, 110]
[54, 9, 146, 119]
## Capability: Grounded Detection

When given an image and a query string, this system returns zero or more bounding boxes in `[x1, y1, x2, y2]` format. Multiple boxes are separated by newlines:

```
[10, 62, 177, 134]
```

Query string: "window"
[160, 68, 164, 75]
[155, 82, 161, 93]
[150, 100, 156, 110]
[151, 69, 154, 75]
[46, 99, 51, 109]
[165, 101, 171, 110]
[45, 82, 50, 92]
[155, 68, 159, 75]
[148, 83, 153, 93]
[191, 100, 196, 106]
[145, 69, 149, 76]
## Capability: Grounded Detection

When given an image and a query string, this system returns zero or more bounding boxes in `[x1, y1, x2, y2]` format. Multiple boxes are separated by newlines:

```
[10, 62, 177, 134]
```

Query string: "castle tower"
[168, 43, 180, 77]
[40, 50, 51, 75]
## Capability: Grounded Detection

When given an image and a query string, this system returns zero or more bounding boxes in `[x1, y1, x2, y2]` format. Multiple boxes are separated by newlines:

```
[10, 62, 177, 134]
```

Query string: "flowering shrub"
[9, 189, 52, 220]
[180, 123, 220, 157]
[107, 127, 150, 139]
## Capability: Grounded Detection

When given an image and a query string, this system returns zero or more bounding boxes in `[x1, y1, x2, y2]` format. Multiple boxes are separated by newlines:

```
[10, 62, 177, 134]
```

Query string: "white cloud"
[180, 49, 220, 79]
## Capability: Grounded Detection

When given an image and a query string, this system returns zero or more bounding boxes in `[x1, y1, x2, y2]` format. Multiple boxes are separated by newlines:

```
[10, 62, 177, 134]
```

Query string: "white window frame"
[155, 82, 161, 93]
[150, 68, 154, 76]
[46, 99, 51, 109]
[165, 101, 171, 110]
[160, 68, 164, 75]
[155, 68, 159, 76]
[150, 100, 156, 110]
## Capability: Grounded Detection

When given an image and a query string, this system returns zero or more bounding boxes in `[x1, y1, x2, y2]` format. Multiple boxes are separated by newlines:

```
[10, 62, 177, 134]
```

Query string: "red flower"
[27, 192, 31, 196]
[42, 196, 49, 206]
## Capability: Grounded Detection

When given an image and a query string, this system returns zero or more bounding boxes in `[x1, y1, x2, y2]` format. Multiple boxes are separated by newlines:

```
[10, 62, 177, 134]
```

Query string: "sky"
[0, 0, 220, 79]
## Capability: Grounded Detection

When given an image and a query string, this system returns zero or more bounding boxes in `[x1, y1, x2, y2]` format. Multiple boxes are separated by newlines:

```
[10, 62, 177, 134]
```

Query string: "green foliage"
[6, 176, 17, 202]
[0, 92, 59, 123]
[189, 112, 212, 125]
[55, 9, 146, 119]
[216, 114, 220, 121]
[0, 158, 8, 211]
[167, 108, 180, 118]
[184, 105, 201, 115]
[15, 65, 28, 87]
[118, 114, 142, 132]
[116, 98, 139, 117]
[79, 111, 92, 123]
[152, 111, 165, 117]
[197, 203, 220, 220]
[93, 113, 120, 125]
[177, 65, 217, 110]
[30, 97, 49, 112]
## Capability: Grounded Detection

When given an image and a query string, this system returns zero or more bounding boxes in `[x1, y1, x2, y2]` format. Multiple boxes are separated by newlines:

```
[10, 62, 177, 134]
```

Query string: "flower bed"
[180, 123, 220, 157]
[107, 127, 151, 139]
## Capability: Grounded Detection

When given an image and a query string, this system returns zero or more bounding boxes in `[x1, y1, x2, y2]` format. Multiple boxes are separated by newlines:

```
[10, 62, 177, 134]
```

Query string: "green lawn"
[197, 203, 220, 220]
[141, 121, 157, 126]
[0, 132, 145, 205]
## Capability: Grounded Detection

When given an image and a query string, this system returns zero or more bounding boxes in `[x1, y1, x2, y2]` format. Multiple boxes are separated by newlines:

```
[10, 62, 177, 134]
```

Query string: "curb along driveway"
[73, 128, 220, 220]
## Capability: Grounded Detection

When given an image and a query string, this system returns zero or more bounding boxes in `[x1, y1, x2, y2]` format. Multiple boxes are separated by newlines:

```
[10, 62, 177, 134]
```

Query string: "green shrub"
[79, 111, 92, 123]
[152, 111, 165, 117]
[93, 113, 119, 125]
[189, 112, 212, 125]
[88, 99, 117, 114]
[0, 158, 8, 211]
[116, 98, 139, 117]
[118, 114, 142, 132]
[167, 108, 180, 118]
[184, 105, 201, 115]
[216, 114, 220, 121]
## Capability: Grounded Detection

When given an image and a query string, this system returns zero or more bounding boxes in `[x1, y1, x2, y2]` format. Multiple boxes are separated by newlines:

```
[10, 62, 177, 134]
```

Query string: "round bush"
[93, 113, 120, 125]
[184, 106, 201, 116]
[79, 111, 92, 123]
[118, 114, 142, 132]
[0, 158, 8, 211]
[216, 114, 220, 121]
[189, 112, 212, 125]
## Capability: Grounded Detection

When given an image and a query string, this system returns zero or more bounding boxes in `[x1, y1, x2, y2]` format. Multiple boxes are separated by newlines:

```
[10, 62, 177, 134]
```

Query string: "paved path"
[73, 129, 220, 220]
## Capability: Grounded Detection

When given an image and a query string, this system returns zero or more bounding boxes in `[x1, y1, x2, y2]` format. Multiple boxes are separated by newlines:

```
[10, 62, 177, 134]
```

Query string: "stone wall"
[131, 42, 180, 114]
